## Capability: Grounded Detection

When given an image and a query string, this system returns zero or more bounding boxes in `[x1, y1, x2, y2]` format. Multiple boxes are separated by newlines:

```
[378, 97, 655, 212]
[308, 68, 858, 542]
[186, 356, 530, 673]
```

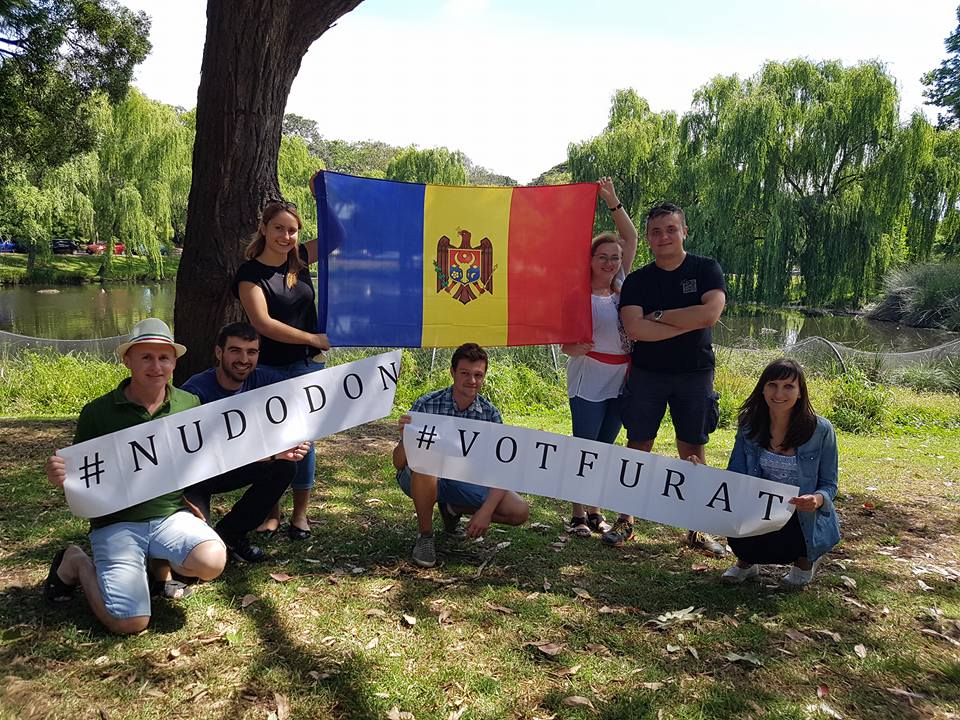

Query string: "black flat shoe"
[44, 548, 76, 603]
[287, 524, 311, 541]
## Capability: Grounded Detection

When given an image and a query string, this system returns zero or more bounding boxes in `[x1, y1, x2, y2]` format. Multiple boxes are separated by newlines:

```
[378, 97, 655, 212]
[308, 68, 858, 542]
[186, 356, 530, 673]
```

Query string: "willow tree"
[278, 133, 324, 240]
[568, 88, 679, 259]
[906, 126, 960, 259]
[174, 0, 363, 380]
[682, 59, 924, 307]
[384, 146, 468, 185]
[94, 90, 192, 277]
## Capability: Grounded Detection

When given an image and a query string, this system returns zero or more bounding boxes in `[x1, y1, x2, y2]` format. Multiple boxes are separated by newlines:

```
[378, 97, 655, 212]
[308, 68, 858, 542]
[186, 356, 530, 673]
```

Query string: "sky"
[118, 0, 958, 184]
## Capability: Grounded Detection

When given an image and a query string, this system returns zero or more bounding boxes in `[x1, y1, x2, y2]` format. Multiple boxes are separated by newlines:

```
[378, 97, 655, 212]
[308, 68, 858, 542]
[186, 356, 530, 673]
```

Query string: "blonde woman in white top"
[560, 178, 638, 537]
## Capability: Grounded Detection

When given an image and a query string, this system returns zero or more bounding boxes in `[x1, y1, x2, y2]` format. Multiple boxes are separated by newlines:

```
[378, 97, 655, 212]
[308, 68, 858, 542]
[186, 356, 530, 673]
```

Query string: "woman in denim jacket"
[722, 358, 840, 587]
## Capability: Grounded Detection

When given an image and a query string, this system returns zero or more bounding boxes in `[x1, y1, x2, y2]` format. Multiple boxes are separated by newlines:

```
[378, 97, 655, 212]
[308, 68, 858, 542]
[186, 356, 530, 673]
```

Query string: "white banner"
[404, 412, 796, 538]
[61, 351, 402, 518]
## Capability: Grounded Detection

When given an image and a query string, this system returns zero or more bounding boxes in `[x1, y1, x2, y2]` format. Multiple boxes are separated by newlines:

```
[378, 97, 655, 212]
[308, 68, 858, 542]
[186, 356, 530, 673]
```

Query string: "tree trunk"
[173, 0, 362, 382]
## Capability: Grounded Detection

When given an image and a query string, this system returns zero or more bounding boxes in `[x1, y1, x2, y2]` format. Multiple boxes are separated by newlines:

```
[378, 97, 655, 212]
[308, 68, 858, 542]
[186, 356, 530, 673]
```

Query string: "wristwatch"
[653, 310, 664, 322]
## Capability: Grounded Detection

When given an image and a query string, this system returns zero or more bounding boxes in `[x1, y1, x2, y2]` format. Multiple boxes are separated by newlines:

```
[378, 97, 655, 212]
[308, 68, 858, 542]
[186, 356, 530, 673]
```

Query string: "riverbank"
[0, 254, 180, 285]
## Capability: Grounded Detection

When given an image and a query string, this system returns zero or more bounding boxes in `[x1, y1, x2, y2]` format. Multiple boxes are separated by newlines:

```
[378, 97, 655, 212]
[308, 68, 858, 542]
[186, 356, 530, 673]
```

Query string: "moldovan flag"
[313, 171, 597, 348]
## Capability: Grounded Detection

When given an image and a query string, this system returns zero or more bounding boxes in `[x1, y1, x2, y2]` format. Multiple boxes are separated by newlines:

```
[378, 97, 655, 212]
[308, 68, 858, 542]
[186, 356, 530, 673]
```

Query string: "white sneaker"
[721, 564, 759, 584]
[781, 564, 815, 587]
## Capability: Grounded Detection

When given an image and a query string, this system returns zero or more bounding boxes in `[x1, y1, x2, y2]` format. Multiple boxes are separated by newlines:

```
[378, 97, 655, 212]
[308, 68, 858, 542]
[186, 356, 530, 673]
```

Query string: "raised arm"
[598, 178, 638, 272]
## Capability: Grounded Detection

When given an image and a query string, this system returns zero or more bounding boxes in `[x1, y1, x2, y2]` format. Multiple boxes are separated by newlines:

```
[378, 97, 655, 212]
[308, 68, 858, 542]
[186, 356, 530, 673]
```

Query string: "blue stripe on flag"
[315, 172, 425, 347]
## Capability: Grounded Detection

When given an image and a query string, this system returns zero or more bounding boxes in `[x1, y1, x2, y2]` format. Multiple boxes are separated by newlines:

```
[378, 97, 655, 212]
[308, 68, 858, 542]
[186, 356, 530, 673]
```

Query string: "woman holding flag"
[233, 201, 330, 540]
[560, 178, 637, 538]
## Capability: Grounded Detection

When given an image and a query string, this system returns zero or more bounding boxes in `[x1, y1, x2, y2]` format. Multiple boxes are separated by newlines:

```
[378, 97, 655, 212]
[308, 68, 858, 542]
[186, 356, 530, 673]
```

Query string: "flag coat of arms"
[313, 171, 597, 348]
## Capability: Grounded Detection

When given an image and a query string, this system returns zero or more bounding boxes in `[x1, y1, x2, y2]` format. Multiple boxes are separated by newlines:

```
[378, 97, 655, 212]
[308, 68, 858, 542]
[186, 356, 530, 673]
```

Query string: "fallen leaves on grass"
[561, 696, 595, 711]
[813, 629, 841, 643]
[527, 640, 564, 657]
[549, 664, 581, 678]
[804, 701, 842, 718]
[269, 572, 292, 583]
[572, 587, 592, 600]
[364, 637, 379, 650]
[853, 643, 868, 659]
[839, 575, 857, 590]
[387, 706, 414, 720]
[240, 594, 258, 609]
[402, 614, 417, 626]
[817, 684, 829, 698]
[485, 602, 514, 615]
[724, 652, 763, 666]
[274, 692, 290, 720]
[784, 629, 812, 643]
[649, 606, 704, 629]
[365, 608, 388, 619]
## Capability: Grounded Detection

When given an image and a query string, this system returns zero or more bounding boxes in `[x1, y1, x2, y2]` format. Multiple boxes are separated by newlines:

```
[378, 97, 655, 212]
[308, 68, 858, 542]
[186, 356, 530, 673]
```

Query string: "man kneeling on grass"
[43, 318, 226, 635]
[392, 342, 530, 568]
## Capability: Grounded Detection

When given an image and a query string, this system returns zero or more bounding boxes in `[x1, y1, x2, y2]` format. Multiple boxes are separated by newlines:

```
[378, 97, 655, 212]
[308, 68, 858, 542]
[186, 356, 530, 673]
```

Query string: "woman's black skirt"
[729, 512, 807, 565]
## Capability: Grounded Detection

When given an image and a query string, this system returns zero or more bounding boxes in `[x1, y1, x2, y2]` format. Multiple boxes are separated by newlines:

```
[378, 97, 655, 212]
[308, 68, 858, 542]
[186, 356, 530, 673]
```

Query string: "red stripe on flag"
[506, 184, 596, 345]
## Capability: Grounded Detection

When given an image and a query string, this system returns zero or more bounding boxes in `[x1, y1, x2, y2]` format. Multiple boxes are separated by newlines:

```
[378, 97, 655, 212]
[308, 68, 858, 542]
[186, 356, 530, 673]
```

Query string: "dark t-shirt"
[619, 253, 726, 373]
[181, 366, 286, 404]
[232, 245, 317, 367]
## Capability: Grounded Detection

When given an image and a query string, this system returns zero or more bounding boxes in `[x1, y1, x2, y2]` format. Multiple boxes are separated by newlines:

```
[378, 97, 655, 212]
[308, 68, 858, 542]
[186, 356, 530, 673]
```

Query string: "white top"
[566, 290, 632, 401]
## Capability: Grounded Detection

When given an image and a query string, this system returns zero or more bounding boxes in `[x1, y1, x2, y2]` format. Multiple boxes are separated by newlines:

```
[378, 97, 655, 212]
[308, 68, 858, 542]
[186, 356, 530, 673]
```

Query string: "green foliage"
[868, 261, 960, 330]
[528, 162, 572, 187]
[828, 368, 890, 433]
[278, 134, 324, 240]
[385, 146, 468, 185]
[569, 89, 679, 256]
[894, 357, 960, 395]
[680, 59, 928, 308]
[0, 0, 150, 168]
[0, 350, 127, 416]
[923, 7, 960, 129]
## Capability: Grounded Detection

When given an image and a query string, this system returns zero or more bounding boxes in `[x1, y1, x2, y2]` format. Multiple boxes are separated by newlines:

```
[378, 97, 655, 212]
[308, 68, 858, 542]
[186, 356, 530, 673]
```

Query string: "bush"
[828, 368, 889, 433]
[868, 262, 960, 330]
[0, 351, 127, 416]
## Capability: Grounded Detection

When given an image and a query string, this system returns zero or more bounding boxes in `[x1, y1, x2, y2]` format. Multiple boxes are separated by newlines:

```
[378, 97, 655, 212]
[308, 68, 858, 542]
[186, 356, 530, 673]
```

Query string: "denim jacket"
[727, 415, 840, 561]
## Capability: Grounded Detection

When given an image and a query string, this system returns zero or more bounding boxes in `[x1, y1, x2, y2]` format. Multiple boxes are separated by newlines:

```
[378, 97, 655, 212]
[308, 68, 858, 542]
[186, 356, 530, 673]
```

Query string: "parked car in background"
[51, 239, 80, 254]
[86, 241, 125, 255]
[0, 239, 28, 253]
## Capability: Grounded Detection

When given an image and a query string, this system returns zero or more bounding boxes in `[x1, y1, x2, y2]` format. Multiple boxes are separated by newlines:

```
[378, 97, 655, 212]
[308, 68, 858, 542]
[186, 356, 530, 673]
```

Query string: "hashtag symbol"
[416, 424, 438, 450]
[79, 452, 105, 489]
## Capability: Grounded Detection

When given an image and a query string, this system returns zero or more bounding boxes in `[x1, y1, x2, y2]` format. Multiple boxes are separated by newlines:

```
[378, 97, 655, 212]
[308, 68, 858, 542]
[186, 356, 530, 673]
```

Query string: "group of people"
[40, 183, 841, 635]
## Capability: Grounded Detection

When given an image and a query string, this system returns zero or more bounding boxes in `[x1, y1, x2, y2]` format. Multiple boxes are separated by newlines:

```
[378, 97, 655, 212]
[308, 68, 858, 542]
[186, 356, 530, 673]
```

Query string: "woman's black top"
[232, 245, 316, 366]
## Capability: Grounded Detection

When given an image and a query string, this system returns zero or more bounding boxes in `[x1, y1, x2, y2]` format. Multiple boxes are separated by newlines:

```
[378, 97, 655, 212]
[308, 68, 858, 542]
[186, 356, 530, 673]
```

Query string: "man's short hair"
[451, 342, 488, 372]
[216, 322, 259, 349]
[645, 202, 686, 227]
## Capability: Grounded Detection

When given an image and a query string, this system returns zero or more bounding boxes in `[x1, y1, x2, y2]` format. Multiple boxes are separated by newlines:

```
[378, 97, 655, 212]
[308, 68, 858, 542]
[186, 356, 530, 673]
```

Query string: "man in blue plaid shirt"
[393, 343, 530, 568]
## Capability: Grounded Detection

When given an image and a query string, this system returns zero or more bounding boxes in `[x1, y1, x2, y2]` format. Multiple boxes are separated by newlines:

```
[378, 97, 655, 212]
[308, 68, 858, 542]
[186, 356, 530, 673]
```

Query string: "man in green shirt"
[43, 318, 227, 634]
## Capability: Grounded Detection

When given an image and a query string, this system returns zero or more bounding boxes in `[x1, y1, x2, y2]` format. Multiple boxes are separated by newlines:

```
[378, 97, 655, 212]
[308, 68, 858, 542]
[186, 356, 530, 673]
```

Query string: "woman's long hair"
[244, 201, 305, 289]
[737, 358, 817, 450]
[591, 232, 625, 293]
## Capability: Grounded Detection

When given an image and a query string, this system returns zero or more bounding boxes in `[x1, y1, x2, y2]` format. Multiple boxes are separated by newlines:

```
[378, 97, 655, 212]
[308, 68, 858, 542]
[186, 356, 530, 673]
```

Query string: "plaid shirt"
[410, 386, 502, 424]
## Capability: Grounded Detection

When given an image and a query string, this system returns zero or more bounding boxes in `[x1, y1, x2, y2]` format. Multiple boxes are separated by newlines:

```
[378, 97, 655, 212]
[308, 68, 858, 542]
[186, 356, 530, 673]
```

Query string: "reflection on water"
[0, 283, 957, 353]
[0, 284, 175, 339]
[715, 306, 958, 353]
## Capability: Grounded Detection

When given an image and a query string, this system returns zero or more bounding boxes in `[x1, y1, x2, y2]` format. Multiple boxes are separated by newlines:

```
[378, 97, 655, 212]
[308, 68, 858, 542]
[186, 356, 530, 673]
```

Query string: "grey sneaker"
[601, 517, 634, 546]
[411, 533, 436, 568]
[687, 530, 727, 557]
[438, 502, 465, 538]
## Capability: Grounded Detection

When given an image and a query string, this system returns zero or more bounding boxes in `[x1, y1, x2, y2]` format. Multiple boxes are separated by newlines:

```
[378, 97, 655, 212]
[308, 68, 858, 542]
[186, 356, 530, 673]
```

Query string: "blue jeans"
[569, 395, 622, 444]
[262, 358, 325, 490]
[396, 466, 489, 510]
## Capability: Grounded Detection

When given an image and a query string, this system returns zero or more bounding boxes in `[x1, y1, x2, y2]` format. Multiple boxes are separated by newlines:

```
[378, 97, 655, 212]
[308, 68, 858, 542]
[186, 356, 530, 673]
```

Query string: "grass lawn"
[0, 405, 958, 719]
[0, 254, 179, 284]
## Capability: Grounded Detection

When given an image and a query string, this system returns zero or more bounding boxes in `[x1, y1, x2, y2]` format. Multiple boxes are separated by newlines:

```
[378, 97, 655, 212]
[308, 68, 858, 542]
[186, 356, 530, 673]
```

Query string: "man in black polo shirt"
[603, 203, 727, 555]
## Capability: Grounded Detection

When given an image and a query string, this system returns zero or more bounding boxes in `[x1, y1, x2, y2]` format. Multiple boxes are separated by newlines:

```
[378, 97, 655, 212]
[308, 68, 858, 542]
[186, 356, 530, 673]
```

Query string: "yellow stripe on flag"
[421, 185, 511, 347]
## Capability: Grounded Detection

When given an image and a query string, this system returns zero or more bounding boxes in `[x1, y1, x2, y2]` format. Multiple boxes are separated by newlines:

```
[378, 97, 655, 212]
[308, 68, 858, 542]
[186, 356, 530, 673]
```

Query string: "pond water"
[0, 282, 956, 352]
